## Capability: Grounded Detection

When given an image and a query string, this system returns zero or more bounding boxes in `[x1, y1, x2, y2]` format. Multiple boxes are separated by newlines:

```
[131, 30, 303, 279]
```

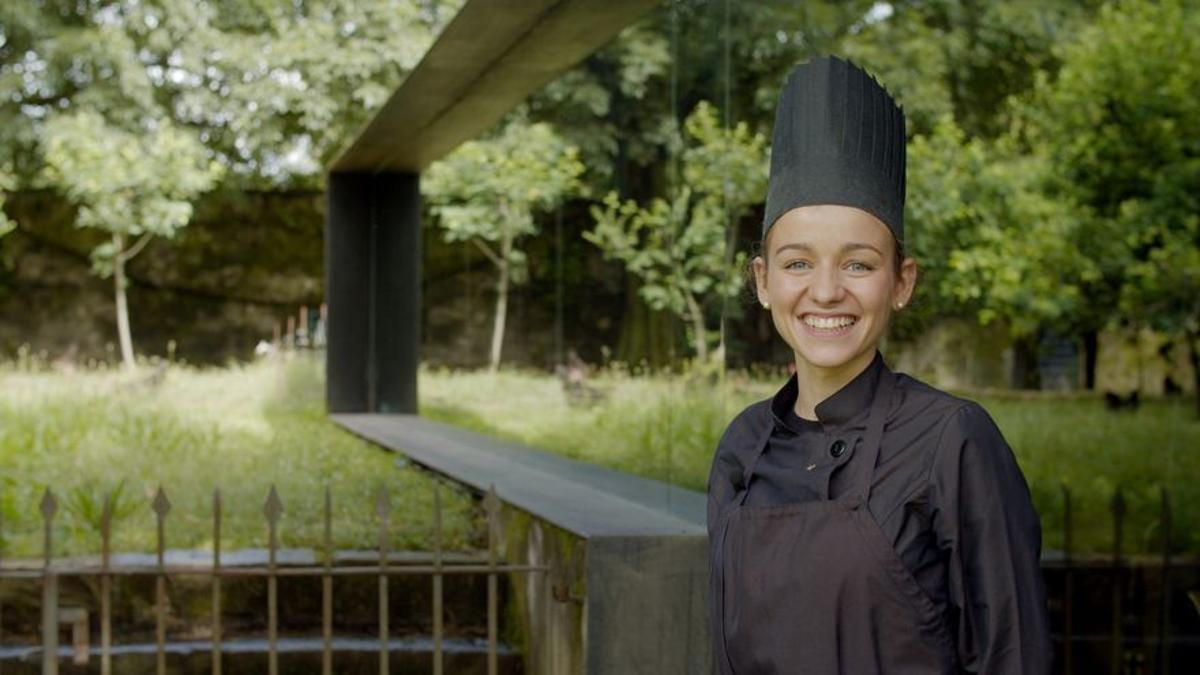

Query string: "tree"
[586, 101, 766, 363]
[424, 119, 584, 373]
[904, 116, 1096, 386]
[1019, 0, 1200, 409]
[42, 111, 222, 369]
[0, 0, 455, 364]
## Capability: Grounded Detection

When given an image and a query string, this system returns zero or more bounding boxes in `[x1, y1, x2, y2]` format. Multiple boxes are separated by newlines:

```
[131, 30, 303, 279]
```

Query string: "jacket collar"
[769, 349, 889, 432]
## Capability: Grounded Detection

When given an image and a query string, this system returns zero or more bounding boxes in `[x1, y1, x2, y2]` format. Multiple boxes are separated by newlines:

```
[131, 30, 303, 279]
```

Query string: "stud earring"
[895, 302, 905, 310]
[762, 301, 771, 310]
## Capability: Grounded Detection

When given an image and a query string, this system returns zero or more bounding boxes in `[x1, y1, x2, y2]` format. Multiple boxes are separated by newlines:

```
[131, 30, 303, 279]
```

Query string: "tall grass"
[419, 365, 1199, 556]
[0, 356, 478, 559]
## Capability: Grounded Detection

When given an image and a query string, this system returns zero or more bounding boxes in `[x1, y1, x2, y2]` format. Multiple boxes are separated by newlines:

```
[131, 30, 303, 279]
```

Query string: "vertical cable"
[665, 0, 681, 512]
[555, 202, 564, 368]
[719, 0, 734, 388]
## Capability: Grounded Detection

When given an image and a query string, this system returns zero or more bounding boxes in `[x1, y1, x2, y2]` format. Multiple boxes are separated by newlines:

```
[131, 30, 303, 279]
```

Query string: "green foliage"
[62, 479, 141, 542]
[424, 118, 585, 370]
[42, 110, 222, 275]
[0, 0, 458, 189]
[585, 101, 766, 359]
[425, 120, 585, 267]
[1020, 0, 1200, 339]
[907, 117, 1090, 337]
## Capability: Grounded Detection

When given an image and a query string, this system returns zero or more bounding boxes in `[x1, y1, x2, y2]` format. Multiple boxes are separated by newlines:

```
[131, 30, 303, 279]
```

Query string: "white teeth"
[804, 315, 856, 329]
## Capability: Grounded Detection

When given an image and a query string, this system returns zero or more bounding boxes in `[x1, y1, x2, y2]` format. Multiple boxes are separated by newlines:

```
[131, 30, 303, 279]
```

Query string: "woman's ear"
[752, 255, 769, 307]
[895, 257, 918, 307]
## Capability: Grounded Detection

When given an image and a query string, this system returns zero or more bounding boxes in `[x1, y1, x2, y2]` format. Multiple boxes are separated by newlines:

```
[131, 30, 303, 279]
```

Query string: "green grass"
[419, 365, 1200, 556]
[0, 355, 479, 560]
[5, 357, 1190, 560]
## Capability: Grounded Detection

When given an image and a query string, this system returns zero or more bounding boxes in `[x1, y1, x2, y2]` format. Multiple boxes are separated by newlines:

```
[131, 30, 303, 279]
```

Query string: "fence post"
[1158, 487, 1171, 675]
[212, 488, 223, 675]
[1110, 488, 1126, 675]
[485, 485, 501, 675]
[322, 485, 333, 675]
[264, 486, 283, 675]
[40, 489, 58, 675]
[101, 493, 113, 675]
[375, 488, 391, 675]
[153, 487, 171, 675]
[1061, 483, 1073, 675]
[433, 482, 444, 675]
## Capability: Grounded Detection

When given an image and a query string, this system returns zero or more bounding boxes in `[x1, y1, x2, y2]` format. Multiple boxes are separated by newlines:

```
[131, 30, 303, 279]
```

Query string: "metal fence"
[0, 482, 545, 675]
[1046, 483, 1198, 675]
[2, 479, 1196, 674]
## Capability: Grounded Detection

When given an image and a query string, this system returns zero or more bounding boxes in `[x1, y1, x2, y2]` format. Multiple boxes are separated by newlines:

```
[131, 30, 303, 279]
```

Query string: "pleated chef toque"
[762, 56, 907, 244]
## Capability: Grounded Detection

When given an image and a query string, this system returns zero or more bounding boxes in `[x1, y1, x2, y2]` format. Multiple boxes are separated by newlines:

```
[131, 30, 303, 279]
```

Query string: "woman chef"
[707, 56, 1052, 674]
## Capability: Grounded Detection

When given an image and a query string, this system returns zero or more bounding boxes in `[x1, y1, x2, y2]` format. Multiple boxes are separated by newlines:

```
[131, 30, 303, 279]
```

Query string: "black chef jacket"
[707, 350, 1052, 673]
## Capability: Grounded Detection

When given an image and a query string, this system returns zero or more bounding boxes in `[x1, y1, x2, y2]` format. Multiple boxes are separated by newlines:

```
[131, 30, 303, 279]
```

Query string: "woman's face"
[752, 204, 916, 377]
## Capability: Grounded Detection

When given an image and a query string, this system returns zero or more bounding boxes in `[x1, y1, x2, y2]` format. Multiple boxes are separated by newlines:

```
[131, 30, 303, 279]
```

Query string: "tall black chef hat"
[763, 56, 907, 244]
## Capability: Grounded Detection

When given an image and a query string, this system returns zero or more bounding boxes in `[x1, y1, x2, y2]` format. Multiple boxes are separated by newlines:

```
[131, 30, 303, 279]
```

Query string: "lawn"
[0, 355, 479, 560]
[4, 356, 1192, 560]
[419, 364, 1200, 557]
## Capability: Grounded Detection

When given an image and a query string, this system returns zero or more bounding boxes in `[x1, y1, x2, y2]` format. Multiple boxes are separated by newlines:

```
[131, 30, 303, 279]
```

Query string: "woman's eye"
[784, 260, 810, 270]
[846, 261, 874, 273]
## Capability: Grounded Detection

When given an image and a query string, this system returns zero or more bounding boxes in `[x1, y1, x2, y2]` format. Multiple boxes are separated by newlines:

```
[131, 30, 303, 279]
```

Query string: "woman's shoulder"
[891, 370, 1014, 462]
[890, 371, 999, 441]
[718, 397, 773, 449]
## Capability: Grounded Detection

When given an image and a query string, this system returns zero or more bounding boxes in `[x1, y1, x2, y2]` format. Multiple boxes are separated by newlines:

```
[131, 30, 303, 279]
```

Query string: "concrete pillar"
[326, 171, 421, 413]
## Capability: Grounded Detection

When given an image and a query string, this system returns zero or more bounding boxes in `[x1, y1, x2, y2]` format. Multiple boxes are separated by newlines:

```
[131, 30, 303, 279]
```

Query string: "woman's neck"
[792, 350, 876, 421]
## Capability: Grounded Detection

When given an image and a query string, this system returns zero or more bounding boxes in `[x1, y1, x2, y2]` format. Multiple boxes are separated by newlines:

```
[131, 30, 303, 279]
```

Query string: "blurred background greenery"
[0, 0, 1197, 557]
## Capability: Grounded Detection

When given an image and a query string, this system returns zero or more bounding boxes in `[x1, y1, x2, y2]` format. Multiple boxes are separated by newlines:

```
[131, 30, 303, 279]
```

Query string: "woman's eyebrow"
[774, 242, 884, 256]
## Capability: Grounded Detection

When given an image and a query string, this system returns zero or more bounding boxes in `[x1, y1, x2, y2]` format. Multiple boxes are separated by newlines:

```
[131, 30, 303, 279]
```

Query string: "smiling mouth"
[802, 315, 858, 331]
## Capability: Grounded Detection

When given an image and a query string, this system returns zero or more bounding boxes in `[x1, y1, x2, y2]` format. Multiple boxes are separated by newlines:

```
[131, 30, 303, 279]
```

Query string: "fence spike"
[152, 486, 172, 519]
[375, 487, 391, 520]
[101, 492, 113, 544]
[40, 487, 58, 521]
[263, 484, 284, 523]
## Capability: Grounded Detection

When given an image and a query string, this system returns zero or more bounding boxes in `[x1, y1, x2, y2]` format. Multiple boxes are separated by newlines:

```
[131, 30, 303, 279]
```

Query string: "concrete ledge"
[332, 413, 711, 675]
[332, 413, 706, 535]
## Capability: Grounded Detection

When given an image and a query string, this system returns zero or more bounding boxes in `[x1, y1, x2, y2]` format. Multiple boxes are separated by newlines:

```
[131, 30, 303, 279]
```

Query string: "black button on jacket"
[707, 350, 1052, 673]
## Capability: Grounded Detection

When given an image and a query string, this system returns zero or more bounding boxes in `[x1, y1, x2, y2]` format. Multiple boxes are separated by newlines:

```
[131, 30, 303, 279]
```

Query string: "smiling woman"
[707, 56, 1051, 674]
[752, 204, 917, 413]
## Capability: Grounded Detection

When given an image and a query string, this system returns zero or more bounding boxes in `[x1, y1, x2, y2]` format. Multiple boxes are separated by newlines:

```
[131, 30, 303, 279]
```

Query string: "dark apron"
[711, 371, 959, 674]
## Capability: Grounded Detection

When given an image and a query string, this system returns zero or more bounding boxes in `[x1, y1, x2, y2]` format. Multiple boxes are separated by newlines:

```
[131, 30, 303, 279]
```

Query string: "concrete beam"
[329, 0, 661, 173]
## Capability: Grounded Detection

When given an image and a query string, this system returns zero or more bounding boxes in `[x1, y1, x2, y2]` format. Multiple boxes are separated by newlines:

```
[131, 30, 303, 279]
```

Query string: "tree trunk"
[112, 233, 136, 370]
[488, 234, 511, 374]
[1081, 328, 1099, 390]
[616, 281, 678, 369]
[684, 292, 708, 363]
[1010, 330, 1042, 390]
[1189, 328, 1200, 420]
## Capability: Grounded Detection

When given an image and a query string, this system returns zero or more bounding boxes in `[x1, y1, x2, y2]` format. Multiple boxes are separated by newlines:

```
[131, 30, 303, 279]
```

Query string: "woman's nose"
[809, 264, 843, 304]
